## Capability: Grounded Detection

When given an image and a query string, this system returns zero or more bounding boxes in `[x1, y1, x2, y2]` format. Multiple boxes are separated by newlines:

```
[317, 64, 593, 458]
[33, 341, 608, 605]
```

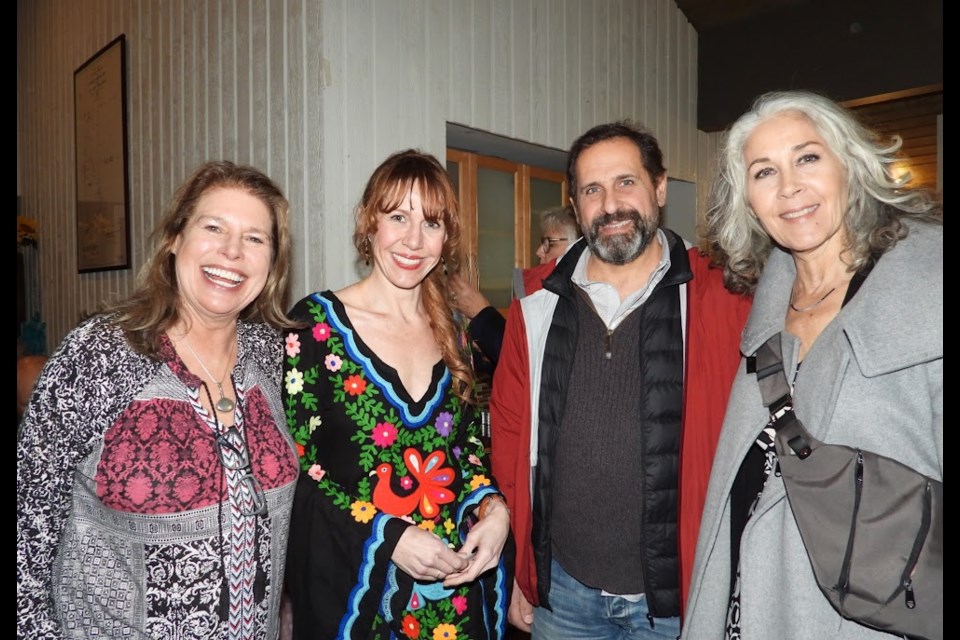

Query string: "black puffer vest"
[532, 230, 691, 617]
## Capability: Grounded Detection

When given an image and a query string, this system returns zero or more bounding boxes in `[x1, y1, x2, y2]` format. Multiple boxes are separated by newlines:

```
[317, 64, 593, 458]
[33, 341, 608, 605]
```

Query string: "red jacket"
[490, 247, 751, 617]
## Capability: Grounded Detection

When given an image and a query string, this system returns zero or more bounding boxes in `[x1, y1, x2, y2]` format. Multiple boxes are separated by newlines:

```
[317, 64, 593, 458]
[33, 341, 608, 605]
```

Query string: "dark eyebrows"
[747, 140, 821, 171]
[579, 173, 637, 192]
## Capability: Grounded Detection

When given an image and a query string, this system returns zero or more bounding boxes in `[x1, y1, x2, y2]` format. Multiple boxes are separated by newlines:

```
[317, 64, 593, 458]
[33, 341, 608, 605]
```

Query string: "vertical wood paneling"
[18, 0, 326, 350]
[597, 0, 613, 120]
[447, 1, 472, 125]
[490, 0, 512, 136]
[696, 129, 722, 243]
[298, 0, 324, 298]
[577, 2, 594, 130]
[19, 0, 699, 351]
[619, 1, 636, 119]
[472, 1, 494, 133]
[529, 0, 550, 144]
[318, 0, 353, 291]
[511, 1, 532, 139]
[424, 2, 451, 154]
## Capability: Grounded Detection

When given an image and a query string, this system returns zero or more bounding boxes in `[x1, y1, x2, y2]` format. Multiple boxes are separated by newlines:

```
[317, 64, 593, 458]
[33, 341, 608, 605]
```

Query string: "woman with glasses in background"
[514, 205, 583, 300]
[17, 161, 300, 639]
[534, 204, 581, 264]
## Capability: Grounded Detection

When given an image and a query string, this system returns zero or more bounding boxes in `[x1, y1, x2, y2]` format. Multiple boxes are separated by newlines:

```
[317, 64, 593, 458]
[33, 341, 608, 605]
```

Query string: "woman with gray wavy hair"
[683, 90, 942, 639]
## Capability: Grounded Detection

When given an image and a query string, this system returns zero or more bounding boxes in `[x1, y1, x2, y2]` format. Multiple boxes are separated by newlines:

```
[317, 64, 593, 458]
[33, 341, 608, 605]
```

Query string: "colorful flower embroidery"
[285, 368, 304, 395]
[285, 293, 504, 638]
[401, 614, 420, 639]
[350, 500, 376, 523]
[371, 422, 398, 447]
[435, 411, 453, 437]
[344, 374, 367, 397]
[312, 322, 332, 342]
[285, 333, 301, 357]
[324, 353, 342, 372]
[469, 475, 491, 491]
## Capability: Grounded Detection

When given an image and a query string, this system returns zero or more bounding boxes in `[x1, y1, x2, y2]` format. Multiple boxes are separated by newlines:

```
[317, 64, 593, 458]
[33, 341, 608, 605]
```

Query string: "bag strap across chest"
[746, 332, 815, 457]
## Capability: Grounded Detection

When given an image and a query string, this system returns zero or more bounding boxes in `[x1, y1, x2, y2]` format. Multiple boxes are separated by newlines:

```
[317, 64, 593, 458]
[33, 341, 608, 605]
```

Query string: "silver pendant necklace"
[181, 337, 236, 413]
[789, 286, 837, 313]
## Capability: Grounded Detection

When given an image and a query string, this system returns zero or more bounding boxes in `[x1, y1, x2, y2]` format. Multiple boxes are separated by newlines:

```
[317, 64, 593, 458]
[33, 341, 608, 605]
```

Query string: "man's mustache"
[591, 209, 641, 232]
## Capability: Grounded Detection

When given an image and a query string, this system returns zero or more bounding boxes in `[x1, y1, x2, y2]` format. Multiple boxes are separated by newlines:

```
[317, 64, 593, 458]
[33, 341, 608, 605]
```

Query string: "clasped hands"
[391, 497, 510, 586]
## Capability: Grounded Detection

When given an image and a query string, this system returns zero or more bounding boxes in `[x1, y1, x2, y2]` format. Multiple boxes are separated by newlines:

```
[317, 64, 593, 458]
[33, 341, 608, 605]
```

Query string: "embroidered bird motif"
[372, 448, 456, 518]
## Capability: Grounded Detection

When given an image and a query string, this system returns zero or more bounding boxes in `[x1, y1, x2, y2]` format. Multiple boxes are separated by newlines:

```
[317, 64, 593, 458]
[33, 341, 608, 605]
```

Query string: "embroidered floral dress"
[283, 291, 511, 640]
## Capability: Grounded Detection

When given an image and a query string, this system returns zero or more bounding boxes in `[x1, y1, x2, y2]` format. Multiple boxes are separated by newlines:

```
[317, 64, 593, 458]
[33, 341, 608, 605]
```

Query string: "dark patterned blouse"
[16, 315, 298, 639]
[283, 291, 511, 640]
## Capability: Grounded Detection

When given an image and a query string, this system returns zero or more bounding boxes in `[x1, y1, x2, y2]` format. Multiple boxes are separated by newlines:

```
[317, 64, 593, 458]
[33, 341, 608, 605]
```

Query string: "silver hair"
[539, 205, 580, 239]
[704, 90, 940, 294]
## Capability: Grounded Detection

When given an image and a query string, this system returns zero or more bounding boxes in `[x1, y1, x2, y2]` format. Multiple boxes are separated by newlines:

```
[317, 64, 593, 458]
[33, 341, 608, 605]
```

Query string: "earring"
[441, 257, 448, 275]
[363, 237, 371, 266]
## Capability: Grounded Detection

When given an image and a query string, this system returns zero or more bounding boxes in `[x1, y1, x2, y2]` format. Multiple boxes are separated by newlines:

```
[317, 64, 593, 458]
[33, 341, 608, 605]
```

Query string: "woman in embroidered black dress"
[283, 150, 513, 639]
[17, 161, 300, 639]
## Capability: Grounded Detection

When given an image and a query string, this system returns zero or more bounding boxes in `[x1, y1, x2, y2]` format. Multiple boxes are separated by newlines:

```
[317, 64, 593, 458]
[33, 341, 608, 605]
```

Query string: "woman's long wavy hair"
[107, 160, 294, 356]
[703, 90, 942, 294]
[352, 149, 474, 404]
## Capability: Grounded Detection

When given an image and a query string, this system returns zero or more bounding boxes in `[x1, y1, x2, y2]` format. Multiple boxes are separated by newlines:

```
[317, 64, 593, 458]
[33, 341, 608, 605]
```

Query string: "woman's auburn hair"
[353, 149, 475, 405]
[703, 90, 941, 294]
[107, 160, 295, 357]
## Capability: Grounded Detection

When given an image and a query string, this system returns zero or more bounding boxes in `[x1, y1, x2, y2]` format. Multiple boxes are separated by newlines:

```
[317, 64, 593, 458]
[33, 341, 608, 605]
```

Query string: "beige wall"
[18, 0, 703, 352]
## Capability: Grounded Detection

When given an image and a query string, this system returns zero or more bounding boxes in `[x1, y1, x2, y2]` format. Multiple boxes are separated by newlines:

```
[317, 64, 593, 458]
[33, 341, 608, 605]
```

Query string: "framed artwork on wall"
[73, 34, 130, 273]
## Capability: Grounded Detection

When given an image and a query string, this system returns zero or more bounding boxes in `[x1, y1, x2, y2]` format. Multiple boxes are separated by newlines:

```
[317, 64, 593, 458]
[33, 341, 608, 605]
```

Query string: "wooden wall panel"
[17, 0, 324, 350]
[851, 92, 942, 193]
[19, 0, 699, 350]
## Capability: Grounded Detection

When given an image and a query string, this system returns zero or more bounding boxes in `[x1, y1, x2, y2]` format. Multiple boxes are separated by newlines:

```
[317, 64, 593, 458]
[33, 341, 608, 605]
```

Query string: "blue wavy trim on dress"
[338, 512, 391, 638]
[315, 293, 450, 428]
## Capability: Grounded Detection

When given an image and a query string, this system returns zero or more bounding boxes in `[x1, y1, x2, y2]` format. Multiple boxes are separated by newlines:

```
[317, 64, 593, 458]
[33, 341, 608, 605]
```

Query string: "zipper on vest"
[574, 286, 616, 361]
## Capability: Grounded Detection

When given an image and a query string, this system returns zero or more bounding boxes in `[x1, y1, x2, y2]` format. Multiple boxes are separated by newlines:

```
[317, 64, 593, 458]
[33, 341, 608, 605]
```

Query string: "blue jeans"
[531, 558, 681, 640]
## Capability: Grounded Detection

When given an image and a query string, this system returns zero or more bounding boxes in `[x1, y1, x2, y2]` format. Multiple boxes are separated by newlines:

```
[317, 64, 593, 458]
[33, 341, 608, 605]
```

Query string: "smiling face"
[744, 111, 849, 259]
[572, 137, 666, 265]
[369, 182, 447, 290]
[171, 186, 274, 328]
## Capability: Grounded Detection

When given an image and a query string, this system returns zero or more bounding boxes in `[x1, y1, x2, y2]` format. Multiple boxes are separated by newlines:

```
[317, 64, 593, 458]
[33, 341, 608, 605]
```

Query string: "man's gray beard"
[586, 208, 659, 265]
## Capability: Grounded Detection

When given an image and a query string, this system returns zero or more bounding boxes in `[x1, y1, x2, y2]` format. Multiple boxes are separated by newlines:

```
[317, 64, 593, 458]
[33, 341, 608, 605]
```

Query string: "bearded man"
[490, 121, 753, 639]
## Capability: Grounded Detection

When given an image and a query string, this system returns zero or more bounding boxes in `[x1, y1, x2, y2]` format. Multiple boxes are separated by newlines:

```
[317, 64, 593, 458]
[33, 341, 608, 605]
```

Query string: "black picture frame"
[73, 34, 131, 273]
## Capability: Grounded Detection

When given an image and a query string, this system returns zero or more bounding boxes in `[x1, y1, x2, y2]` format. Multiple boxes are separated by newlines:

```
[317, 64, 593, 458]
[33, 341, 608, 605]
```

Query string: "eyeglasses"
[216, 426, 268, 517]
[539, 236, 568, 252]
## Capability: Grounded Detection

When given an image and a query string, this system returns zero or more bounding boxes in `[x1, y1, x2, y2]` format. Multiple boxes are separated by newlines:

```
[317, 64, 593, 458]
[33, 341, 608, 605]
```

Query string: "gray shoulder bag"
[750, 333, 942, 640]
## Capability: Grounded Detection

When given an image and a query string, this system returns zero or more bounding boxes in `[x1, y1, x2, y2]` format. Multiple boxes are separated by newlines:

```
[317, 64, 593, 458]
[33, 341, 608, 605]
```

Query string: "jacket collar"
[740, 223, 942, 374]
[543, 228, 692, 299]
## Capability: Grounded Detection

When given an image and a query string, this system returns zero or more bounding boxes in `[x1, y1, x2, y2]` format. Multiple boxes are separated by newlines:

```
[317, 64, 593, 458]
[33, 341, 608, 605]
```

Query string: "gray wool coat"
[682, 221, 943, 640]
